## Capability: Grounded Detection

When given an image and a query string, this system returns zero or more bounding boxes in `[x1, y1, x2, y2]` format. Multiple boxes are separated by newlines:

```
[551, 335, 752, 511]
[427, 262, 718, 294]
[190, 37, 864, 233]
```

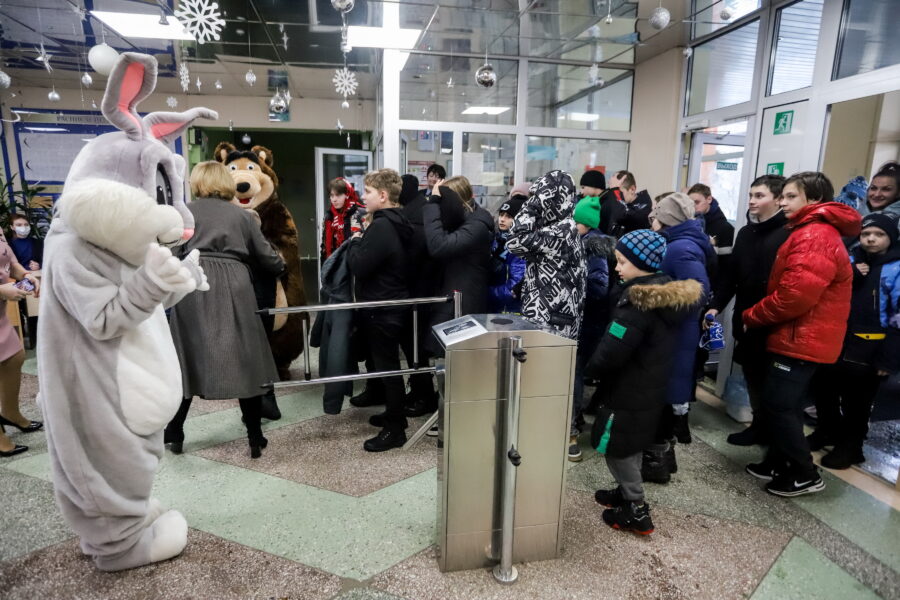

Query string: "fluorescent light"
[24, 127, 68, 132]
[462, 106, 511, 115]
[346, 26, 420, 50]
[567, 112, 600, 122]
[91, 11, 194, 41]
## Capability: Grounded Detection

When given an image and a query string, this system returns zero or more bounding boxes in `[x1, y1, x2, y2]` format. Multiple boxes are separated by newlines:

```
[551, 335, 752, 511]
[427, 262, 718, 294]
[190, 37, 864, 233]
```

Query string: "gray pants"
[605, 451, 645, 502]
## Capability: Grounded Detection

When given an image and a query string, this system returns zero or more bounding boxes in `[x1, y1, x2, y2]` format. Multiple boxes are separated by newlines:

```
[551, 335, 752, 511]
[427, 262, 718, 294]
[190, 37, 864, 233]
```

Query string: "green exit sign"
[716, 161, 738, 171]
[766, 162, 785, 175]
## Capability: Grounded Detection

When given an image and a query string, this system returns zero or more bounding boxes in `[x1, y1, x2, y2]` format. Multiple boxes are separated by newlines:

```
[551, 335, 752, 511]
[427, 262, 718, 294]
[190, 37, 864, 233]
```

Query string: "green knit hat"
[573, 195, 601, 229]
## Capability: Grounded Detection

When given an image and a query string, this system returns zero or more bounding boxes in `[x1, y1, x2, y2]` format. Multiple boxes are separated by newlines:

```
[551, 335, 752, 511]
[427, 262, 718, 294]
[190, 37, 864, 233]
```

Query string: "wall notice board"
[11, 108, 183, 199]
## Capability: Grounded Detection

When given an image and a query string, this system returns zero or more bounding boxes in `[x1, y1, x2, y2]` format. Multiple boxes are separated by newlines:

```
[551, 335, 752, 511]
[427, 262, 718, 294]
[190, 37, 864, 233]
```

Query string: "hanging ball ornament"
[649, 6, 671, 30]
[605, 14, 613, 25]
[0, 70, 10, 89]
[88, 43, 119, 76]
[245, 69, 257, 86]
[720, 8, 732, 20]
[331, 0, 355, 11]
[81, 72, 93, 87]
[269, 90, 288, 114]
[683, 47, 694, 58]
[241, 133, 251, 145]
[215, 79, 223, 90]
[595, 77, 606, 88]
[48, 88, 61, 102]
[475, 63, 497, 88]
[341, 100, 350, 109]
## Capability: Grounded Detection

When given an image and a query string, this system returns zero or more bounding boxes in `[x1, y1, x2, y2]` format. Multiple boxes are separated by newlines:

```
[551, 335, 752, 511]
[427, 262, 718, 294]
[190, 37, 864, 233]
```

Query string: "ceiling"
[0, 0, 707, 103]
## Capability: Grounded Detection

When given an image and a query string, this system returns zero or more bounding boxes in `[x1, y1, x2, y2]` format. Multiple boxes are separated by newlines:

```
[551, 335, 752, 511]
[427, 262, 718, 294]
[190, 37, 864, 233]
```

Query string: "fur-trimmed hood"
[621, 274, 703, 316]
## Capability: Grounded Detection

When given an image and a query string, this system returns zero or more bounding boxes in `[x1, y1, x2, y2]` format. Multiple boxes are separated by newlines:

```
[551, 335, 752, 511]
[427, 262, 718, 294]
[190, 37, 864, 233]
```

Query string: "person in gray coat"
[164, 161, 284, 458]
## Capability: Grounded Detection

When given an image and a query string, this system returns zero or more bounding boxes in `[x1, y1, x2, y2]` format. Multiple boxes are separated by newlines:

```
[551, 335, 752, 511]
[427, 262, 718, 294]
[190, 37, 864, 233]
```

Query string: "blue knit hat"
[616, 230, 667, 273]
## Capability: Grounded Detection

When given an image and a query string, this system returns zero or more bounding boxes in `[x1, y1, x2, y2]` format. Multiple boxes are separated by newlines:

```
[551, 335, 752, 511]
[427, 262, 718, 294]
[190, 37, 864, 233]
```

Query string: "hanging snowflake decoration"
[333, 67, 358, 99]
[195, 76, 202, 92]
[282, 32, 289, 51]
[166, 96, 178, 109]
[175, 0, 225, 44]
[179, 63, 190, 92]
[37, 42, 53, 74]
[245, 69, 257, 86]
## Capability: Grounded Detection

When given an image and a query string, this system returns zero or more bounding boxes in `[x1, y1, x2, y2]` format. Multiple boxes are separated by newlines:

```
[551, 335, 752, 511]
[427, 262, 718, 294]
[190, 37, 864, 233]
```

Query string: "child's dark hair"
[427, 164, 446, 179]
[751, 174, 786, 197]
[616, 170, 636, 189]
[328, 177, 350, 196]
[687, 183, 711, 198]
[10, 213, 29, 224]
[785, 171, 834, 203]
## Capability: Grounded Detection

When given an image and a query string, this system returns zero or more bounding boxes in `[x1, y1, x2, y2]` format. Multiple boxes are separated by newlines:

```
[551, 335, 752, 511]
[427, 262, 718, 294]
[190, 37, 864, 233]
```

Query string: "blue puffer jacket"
[488, 230, 526, 313]
[659, 219, 715, 404]
[847, 246, 900, 373]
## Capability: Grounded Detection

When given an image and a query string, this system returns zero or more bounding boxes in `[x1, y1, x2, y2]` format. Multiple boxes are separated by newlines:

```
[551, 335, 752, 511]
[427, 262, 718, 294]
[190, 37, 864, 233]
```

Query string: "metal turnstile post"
[493, 335, 527, 584]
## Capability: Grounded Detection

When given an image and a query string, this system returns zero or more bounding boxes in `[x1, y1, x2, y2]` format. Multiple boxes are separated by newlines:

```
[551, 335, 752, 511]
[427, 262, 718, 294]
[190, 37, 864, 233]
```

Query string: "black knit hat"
[579, 169, 606, 190]
[861, 212, 899, 246]
[498, 195, 525, 218]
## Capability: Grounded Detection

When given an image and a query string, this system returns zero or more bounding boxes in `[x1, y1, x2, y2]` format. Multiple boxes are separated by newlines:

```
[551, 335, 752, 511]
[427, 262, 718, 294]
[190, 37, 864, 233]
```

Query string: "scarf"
[323, 179, 362, 258]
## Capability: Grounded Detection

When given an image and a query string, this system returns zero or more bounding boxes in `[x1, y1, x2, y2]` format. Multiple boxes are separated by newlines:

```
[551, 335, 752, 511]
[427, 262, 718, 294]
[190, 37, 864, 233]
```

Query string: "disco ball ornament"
[88, 43, 119, 76]
[341, 100, 350, 109]
[48, 88, 61, 102]
[475, 63, 496, 88]
[81, 72, 93, 87]
[241, 133, 251, 145]
[683, 47, 694, 58]
[720, 8, 732, 20]
[649, 6, 671, 30]
[331, 0, 355, 11]
[269, 91, 288, 114]
[245, 69, 257, 86]
[0, 70, 10, 89]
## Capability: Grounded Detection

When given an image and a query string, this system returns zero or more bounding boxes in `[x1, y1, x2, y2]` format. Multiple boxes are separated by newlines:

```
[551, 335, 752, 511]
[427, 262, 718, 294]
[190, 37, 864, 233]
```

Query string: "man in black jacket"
[580, 169, 626, 238]
[689, 183, 735, 261]
[707, 175, 788, 446]
[347, 169, 414, 452]
[610, 171, 652, 234]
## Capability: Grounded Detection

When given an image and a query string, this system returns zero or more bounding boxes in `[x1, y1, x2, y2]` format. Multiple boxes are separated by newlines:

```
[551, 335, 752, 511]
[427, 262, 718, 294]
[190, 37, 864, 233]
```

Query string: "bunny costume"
[37, 53, 215, 571]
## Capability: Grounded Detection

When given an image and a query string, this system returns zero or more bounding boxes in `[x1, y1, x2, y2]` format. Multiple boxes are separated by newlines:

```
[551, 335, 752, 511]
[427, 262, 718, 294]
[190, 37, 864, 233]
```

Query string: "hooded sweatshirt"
[347, 207, 413, 302]
[507, 170, 586, 339]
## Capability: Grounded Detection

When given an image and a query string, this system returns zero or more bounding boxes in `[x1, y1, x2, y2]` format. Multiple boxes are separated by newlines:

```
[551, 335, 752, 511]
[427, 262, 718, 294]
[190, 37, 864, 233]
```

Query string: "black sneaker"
[363, 428, 407, 452]
[641, 449, 671, 484]
[350, 391, 384, 408]
[821, 444, 865, 470]
[727, 424, 766, 447]
[806, 429, 836, 452]
[403, 395, 439, 418]
[745, 461, 780, 481]
[765, 472, 825, 497]
[568, 435, 583, 462]
[594, 487, 626, 508]
[673, 414, 691, 444]
[601, 502, 654, 535]
[425, 424, 439, 437]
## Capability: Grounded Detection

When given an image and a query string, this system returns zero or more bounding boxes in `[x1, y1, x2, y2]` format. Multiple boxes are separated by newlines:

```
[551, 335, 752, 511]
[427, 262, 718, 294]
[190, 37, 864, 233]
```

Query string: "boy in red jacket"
[742, 172, 862, 497]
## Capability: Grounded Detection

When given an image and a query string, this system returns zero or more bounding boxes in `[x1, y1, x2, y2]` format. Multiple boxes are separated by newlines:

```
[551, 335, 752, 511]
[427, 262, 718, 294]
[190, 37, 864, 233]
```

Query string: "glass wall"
[692, 0, 761, 38]
[401, 129, 453, 190]
[461, 132, 516, 211]
[527, 62, 632, 131]
[525, 137, 629, 185]
[834, 0, 900, 79]
[768, 0, 824, 96]
[687, 20, 760, 115]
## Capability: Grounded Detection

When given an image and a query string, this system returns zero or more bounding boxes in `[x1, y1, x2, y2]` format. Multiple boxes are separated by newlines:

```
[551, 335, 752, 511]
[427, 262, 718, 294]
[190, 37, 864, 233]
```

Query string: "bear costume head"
[214, 142, 277, 210]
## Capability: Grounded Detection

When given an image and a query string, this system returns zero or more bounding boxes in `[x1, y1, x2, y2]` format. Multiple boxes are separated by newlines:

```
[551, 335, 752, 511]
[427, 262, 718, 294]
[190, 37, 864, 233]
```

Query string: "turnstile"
[433, 314, 577, 574]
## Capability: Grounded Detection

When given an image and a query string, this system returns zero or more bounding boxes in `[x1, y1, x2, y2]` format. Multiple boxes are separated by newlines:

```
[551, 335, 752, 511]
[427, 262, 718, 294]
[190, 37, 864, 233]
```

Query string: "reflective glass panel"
[687, 20, 760, 115]
[769, 0, 824, 96]
[692, 0, 761, 38]
[401, 130, 453, 190]
[835, 0, 900, 79]
[527, 62, 632, 131]
[525, 137, 629, 186]
[461, 132, 516, 211]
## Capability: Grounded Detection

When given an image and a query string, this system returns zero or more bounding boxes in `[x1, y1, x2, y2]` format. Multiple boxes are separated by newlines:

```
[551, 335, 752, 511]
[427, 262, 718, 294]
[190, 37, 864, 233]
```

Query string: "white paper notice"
[21, 132, 95, 182]
[461, 152, 484, 185]
[481, 171, 505, 187]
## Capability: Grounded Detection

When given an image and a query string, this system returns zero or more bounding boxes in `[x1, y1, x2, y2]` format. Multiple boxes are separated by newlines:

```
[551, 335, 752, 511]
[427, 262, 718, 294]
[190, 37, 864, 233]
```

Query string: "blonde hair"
[190, 161, 236, 200]
[443, 176, 474, 211]
[364, 169, 402, 205]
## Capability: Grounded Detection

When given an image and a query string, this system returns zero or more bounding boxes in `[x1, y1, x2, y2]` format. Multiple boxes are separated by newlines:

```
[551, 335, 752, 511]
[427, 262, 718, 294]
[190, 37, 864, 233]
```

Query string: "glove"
[181, 249, 210, 291]
[143, 244, 198, 294]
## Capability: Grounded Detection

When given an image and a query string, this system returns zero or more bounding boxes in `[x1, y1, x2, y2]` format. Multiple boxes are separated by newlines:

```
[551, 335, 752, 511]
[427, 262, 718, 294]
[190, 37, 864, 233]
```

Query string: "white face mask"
[14, 225, 30, 237]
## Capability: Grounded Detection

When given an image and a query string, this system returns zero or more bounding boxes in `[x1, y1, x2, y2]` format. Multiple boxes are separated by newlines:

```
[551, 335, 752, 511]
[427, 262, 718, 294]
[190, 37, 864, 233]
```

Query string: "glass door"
[688, 132, 746, 221]
[314, 148, 373, 297]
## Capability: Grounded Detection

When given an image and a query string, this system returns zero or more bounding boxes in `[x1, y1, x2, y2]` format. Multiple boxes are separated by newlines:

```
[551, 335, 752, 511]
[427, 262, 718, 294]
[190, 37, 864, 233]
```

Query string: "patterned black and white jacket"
[506, 170, 586, 340]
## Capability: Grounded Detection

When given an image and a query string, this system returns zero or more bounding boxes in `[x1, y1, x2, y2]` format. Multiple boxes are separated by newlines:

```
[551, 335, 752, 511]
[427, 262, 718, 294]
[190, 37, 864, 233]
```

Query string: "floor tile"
[0, 529, 342, 600]
[195, 406, 436, 496]
[372, 489, 790, 600]
[0, 469, 74, 561]
[330, 587, 409, 600]
[751, 537, 882, 600]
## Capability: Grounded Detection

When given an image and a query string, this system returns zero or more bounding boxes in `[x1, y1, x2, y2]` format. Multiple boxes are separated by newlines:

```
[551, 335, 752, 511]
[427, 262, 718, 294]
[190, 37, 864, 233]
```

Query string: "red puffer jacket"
[743, 202, 861, 364]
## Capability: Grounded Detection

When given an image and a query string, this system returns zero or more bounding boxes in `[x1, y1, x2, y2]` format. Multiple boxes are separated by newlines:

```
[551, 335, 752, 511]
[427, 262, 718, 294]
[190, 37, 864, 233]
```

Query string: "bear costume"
[37, 53, 214, 571]
[214, 142, 307, 381]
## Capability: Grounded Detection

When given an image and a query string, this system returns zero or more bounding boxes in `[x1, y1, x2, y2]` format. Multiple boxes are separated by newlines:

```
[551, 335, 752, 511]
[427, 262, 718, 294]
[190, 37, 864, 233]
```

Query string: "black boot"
[727, 420, 767, 446]
[260, 389, 282, 421]
[665, 441, 678, 474]
[163, 398, 193, 454]
[806, 428, 837, 451]
[821, 442, 865, 470]
[641, 445, 671, 484]
[672, 413, 691, 444]
[239, 397, 268, 459]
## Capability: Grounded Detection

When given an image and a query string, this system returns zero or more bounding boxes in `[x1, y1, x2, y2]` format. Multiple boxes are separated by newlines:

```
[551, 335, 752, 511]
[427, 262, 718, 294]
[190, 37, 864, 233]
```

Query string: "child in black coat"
[586, 230, 702, 535]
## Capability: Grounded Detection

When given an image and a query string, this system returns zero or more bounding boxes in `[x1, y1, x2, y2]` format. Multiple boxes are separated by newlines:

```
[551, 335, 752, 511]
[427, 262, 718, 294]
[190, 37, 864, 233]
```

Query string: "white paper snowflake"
[332, 67, 358, 98]
[175, 0, 225, 44]
[166, 96, 178, 109]
[179, 63, 190, 92]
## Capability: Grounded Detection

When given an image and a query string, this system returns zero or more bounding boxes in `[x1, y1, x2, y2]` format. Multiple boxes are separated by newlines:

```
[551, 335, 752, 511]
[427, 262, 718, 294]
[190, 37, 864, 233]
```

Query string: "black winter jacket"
[587, 274, 703, 458]
[347, 208, 413, 302]
[712, 210, 789, 361]
[598, 188, 627, 238]
[620, 190, 652, 234]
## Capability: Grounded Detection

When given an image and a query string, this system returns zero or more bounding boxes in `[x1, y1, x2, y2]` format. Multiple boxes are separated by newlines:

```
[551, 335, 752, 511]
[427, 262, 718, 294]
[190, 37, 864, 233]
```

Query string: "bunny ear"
[215, 141, 236, 163]
[101, 53, 157, 141]
[142, 107, 218, 145]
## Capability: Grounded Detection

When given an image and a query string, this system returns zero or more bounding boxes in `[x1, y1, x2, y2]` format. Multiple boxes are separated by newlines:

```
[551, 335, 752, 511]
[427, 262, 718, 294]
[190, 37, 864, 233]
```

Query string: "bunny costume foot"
[37, 53, 216, 571]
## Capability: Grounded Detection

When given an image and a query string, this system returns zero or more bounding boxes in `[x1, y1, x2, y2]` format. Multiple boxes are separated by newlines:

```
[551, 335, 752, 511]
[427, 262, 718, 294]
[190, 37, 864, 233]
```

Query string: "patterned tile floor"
[2, 364, 898, 599]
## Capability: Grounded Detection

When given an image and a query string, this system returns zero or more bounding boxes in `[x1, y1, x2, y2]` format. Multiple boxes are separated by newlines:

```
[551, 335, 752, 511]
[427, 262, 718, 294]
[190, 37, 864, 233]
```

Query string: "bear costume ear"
[143, 107, 217, 145]
[215, 141, 236, 164]
[101, 52, 157, 141]
[251, 145, 274, 168]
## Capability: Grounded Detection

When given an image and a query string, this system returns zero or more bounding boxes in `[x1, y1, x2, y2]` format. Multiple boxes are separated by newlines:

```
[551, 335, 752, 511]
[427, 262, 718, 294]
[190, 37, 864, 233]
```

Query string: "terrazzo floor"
[2, 361, 898, 600]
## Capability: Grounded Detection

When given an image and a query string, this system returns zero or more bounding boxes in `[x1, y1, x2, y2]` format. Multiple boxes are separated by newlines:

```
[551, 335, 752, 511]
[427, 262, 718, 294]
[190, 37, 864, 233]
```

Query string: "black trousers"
[761, 354, 818, 478]
[739, 348, 769, 424]
[399, 309, 436, 406]
[361, 309, 408, 432]
[809, 361, 881, 447]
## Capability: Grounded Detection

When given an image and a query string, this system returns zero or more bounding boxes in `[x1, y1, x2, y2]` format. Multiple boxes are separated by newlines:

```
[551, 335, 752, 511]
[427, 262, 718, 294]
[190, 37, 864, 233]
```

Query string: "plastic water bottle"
[702, 314, 726, 351]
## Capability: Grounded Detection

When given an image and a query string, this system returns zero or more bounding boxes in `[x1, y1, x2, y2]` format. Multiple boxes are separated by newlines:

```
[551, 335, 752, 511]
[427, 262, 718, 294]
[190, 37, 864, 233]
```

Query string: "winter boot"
[673, 413, 691, 444]
[601, 501, 654, 535]
[260, 389, 282, 421]
[641, 446, 671, 484]
[665, 441, 678, 474]
[821, 443, 865, 470]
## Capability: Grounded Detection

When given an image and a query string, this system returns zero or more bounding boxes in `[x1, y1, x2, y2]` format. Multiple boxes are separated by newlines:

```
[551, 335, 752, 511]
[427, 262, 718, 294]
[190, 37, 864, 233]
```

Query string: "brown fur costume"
[215, 141, 306, 379]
